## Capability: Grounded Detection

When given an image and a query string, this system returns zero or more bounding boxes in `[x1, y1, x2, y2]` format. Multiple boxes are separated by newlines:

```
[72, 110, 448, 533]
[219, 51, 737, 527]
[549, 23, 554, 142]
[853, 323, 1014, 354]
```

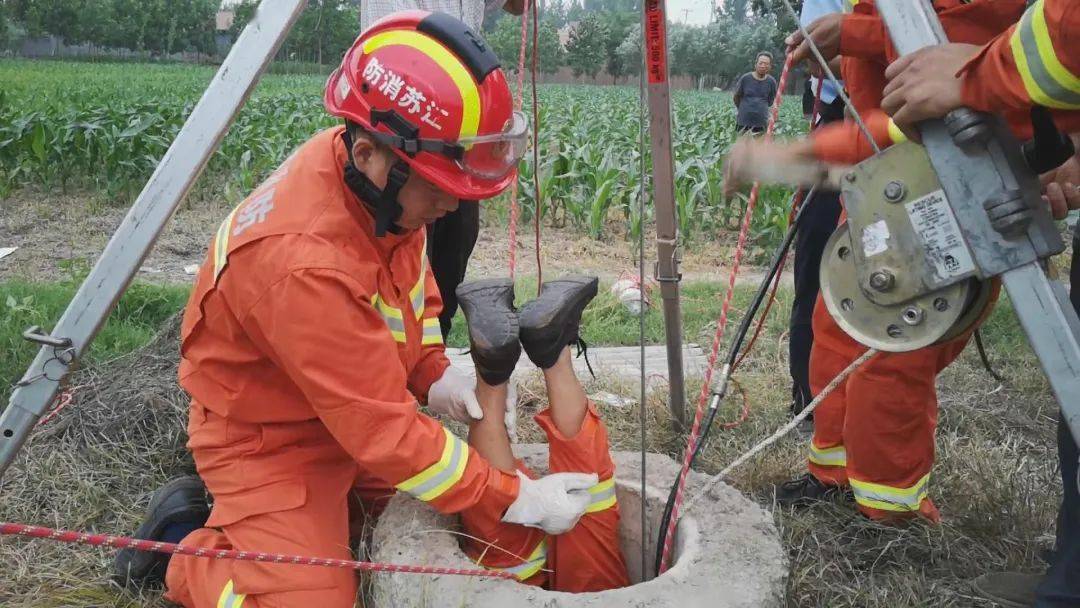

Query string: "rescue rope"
[733, 79, 824, 373]
[506, 3, 530, 281]
[0, 522, 517, 580]
[636, 28, 650, 583]
[683, 348, 878, 513]
[529, 0, 544, 294]
[656, 51, 798, 575]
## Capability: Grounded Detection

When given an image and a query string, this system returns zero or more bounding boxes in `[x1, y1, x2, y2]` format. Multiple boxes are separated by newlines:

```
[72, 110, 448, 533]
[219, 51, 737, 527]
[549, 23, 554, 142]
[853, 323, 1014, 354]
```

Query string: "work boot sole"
[112, 475, 210, 588]
[519, 275, 598, 369]
[773, 475, 853, 509]
[456, 278, 520, 385]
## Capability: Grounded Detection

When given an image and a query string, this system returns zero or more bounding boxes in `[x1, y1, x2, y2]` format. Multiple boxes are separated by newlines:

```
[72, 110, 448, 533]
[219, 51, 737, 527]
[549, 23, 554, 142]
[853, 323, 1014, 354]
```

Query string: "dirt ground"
[0, 189, 781, 286]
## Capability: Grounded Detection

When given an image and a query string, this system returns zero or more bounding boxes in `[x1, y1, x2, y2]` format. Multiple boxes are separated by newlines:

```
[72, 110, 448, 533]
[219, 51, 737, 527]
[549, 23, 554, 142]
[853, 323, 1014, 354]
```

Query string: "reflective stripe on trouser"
[585, 477, 617, 513]
[490, 538, 548, 581]
[808, 442, 847, 468]
[395, 427, 468, 502]
[217, 580, 246, 608]
[1011, 0, 1080, 109]
[850, 473, 931, 514]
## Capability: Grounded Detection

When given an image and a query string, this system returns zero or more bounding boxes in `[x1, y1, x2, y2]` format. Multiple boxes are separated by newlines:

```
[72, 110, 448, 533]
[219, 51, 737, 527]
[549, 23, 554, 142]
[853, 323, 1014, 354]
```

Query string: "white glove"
[428, 366, 483, 424]
[502, 471, 598, 535]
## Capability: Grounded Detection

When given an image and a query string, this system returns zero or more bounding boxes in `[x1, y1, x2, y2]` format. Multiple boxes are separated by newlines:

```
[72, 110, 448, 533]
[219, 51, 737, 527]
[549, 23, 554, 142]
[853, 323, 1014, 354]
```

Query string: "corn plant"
[1, 60, 805, 251]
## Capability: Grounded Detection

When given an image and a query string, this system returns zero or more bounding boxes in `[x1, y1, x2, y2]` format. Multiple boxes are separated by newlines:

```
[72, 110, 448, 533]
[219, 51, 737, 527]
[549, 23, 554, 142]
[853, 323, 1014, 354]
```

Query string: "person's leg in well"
[455, 278, 548, 585]
[520, 275, 630, 592]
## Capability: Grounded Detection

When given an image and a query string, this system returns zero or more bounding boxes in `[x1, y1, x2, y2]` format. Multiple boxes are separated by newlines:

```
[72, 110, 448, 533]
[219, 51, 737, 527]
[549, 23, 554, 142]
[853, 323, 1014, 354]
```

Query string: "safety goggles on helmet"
[367, 110, 528, 180]
[455, 111, 529, 179]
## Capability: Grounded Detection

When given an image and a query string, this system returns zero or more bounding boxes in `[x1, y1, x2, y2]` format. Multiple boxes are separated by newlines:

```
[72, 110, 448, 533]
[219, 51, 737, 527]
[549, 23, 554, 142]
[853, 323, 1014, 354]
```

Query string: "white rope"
[683, 348, 878, 512]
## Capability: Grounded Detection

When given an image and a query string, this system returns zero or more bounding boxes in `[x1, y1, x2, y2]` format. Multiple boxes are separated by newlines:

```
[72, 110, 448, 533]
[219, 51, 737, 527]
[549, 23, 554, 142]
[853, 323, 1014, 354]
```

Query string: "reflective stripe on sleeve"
[422, 317, 443, 345]
[395, 427, 469, 502]
[849, 473, 931, 513]
[584, 477, 617, 513]
[217, 579, 246, 608]
[1010, 0, 1080, 109]
[886, 119, 908, 145]
[808, 443, 847, 468]
[371, 294, 407, 343]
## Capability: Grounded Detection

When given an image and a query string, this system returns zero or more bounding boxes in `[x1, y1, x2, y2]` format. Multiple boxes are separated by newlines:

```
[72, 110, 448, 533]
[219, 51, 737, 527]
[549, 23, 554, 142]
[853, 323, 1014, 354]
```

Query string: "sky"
[667, 0, 716, 26]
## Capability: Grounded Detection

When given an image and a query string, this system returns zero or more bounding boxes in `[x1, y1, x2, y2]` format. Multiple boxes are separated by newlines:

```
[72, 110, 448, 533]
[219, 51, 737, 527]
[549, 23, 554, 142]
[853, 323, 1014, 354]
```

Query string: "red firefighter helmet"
[325, 10, 525, 200]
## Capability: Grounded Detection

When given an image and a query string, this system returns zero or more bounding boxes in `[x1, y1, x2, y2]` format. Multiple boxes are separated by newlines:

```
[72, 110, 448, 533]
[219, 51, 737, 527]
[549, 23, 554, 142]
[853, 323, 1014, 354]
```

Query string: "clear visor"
[455, 111, 529, 180]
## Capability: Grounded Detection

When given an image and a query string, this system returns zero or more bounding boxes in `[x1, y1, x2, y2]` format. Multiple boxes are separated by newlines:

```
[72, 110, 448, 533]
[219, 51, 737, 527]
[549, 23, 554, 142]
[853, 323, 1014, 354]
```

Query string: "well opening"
[452, 479, 690, 588]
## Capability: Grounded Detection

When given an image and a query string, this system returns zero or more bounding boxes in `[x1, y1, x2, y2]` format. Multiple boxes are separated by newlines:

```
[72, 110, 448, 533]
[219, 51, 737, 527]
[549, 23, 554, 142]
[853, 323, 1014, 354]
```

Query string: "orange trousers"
[807, 283, 999, 522]
[165, 403, 394, 608]
[461, 404, 630, 592]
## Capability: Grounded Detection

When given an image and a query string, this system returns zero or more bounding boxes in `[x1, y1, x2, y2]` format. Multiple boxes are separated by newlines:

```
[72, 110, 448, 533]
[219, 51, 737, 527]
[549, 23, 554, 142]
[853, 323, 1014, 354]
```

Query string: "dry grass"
[0, 298, 1063, 607]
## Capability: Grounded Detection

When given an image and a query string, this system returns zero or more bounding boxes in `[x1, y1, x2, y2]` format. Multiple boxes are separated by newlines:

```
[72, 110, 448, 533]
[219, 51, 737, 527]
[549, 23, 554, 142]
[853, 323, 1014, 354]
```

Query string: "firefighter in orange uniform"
[882, 2, 1080, 604]
[112, 12, 600, 607]
[725, 0, 1025, 523]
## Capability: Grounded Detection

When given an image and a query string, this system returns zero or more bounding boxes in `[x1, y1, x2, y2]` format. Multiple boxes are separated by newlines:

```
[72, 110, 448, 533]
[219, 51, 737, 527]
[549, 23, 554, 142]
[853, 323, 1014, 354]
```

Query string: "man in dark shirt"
[733, 52, 779, 134]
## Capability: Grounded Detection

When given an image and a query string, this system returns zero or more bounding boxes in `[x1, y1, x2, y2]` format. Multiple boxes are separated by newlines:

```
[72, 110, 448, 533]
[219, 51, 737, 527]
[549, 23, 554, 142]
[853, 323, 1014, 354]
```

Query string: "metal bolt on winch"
[902, 306, 925, 326]
[884, 180, 906, 202]
[869, 270, 895, 292]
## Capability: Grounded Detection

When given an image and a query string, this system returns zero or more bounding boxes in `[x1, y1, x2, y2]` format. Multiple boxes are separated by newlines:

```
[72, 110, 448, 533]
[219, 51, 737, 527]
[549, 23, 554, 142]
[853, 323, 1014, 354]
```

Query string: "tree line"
[485, 0, 796, 88]
[1, 0, 796, 86]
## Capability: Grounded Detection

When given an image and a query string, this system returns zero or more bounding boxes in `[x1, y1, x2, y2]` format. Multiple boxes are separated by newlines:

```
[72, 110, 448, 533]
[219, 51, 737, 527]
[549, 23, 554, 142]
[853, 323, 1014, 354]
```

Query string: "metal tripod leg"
[643, 0, 686, 429]
[0, 0, 309, 479]
[1002, 262, 1080, 445]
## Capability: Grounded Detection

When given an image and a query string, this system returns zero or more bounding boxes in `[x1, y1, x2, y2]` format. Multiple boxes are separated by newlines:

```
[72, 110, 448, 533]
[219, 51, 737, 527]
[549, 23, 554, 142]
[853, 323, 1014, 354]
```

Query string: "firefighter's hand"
[786, 13, 843, 69]
[723, 136, 816, 197]
[882, 43, 980, 130]
[502, 471, 597, 535]
[428, 365, 484, 423]
[1041, 151, 1080, 220]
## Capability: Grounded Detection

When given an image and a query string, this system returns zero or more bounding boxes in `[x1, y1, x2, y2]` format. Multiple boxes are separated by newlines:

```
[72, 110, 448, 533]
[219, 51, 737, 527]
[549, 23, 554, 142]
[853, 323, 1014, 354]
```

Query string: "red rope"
[35, 389, 74, 428]
[529, 0, 543, 295]
[732, 76, 825, 373]
[658, 52, 797, 575]
[0, 522, 515, 580]
[506, 5, 530, 281]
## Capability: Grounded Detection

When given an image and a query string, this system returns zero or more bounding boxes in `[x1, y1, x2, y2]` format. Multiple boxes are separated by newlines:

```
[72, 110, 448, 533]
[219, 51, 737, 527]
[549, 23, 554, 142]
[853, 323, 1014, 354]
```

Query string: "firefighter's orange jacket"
[958, 0, 1080, 115]
[179, 126, 519, 515]
[811, 0, 1034, 163]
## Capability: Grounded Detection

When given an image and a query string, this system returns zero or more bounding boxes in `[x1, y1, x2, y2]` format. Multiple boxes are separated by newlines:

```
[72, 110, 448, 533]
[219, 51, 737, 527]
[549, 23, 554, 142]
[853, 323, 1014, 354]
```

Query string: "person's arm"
[733, 74, 744, 108]
[767, 76, 778, 107]
[241, 266, 518, 515]
[959, 0, 1080, 112]
[811, 110, 907, 165]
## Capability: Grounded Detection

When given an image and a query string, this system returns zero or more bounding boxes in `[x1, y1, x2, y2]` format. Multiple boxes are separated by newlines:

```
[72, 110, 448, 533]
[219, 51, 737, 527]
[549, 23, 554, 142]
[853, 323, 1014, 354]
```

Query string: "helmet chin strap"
[342, 129, 411, 237]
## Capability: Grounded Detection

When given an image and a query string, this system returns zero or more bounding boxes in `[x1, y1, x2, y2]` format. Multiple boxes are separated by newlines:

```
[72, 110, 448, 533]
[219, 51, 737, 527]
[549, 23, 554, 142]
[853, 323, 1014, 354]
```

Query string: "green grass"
[1, 280, 190, 406]
[2, 276, 785, 409]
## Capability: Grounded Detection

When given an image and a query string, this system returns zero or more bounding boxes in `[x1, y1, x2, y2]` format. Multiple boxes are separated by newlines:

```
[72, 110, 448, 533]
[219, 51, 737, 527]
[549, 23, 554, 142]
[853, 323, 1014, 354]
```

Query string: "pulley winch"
[821, 142, 1005, 352]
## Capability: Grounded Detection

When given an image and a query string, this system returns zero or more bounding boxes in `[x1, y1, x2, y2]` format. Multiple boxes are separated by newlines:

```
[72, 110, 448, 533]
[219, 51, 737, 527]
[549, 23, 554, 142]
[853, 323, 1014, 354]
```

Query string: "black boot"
[113, 476, 211, 588]
[773, 473, 852, 508]
[519, 275, 598, 369]
[456, 278, 521, 385]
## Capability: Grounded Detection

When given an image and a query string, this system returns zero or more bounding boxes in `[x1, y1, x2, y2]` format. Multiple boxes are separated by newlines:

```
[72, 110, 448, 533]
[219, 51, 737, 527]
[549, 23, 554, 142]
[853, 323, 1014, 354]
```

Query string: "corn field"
[0, 59, 804, 248]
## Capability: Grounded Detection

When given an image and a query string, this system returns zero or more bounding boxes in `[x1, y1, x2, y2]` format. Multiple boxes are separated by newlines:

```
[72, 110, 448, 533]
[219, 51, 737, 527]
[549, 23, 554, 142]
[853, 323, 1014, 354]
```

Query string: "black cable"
[973, 329, 1006, 384]
[653, 188, 818, 575]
